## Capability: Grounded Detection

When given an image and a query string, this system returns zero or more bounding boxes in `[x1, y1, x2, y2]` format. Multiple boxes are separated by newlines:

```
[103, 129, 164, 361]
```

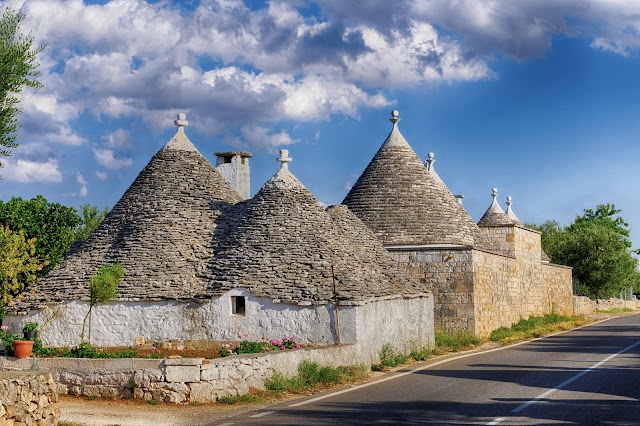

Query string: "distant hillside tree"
[0, 195, 79, 277]
[0, 7, 45, 170]
[528, 204, 640, 299]
[74, 204, 109, 242]
[0, 224, 46, 304]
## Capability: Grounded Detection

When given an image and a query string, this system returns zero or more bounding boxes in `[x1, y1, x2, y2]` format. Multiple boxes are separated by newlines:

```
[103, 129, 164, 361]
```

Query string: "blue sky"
[2, 0, 640, 249]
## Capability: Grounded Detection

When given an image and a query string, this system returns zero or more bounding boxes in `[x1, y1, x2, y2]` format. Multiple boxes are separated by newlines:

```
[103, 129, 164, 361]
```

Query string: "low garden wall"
[0, 344, 357, 403]
[0, 370, 59, 425]
[573, 296, 639, 314]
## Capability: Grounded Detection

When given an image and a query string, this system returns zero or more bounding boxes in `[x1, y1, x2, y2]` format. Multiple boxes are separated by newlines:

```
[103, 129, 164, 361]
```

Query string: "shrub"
[376, 344, 408, 369]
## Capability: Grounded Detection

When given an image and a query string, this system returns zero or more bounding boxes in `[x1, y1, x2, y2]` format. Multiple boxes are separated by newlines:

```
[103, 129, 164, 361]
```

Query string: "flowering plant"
[221, 335, 302, 357]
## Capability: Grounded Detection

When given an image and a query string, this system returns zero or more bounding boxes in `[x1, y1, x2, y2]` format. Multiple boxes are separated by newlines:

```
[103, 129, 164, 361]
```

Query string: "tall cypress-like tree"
[0, 7, 45, 169]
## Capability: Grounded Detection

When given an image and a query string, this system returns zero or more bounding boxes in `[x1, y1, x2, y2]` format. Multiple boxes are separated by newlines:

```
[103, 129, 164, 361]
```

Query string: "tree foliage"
[81, 263, 124, 342]
[74, 203, 109, 242]
[0, 195, 80, 277]
[0, 223, 46, 304]
[528, 204, 640, 299]
[0, 7, 45, 168]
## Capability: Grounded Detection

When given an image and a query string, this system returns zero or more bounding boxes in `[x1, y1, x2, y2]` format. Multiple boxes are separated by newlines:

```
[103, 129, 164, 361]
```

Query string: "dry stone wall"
[0, 370, 59, 425]
[389, 226, 573, 337]
[390, 249, 474, 331]
[573, 296, 639, 314]
[0, 346, 357, 404]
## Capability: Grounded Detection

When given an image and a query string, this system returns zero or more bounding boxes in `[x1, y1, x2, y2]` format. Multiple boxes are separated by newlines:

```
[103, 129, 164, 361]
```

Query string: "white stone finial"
[276, 149, 292, 170]
[390, 109, 400, 125]
[174, 113, 188, 131]
[492, 187, 498, 200]
[455, 194, 464, 206]
[425, 152, 435, 171]
[506, 196, 512, 207]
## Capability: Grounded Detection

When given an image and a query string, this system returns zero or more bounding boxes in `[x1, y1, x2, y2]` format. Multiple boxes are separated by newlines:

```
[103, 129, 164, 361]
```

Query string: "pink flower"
[0, 326, 8, 331]
[266, 347, 271, 351]
[243, 333, 248, 338]
[282, 337, 288, 342]
[280, 345, 285, 350]
[261, 336, 265, 340]
[229, 342, 234, 347]
[295, 344, 301, 349]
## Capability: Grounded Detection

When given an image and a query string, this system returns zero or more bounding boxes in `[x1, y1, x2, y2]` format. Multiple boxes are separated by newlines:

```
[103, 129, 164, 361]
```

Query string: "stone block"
[200, 366, 219, 381]
[165, 366, 200, 383]
[189, 382, 218, 403]
[163, 358, 203, 366]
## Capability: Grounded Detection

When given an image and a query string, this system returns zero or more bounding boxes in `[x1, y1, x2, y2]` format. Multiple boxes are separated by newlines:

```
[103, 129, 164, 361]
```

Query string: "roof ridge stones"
[478, 188, 516, 227]
[343, 110, 488, 247]
[203, 150, 427, 305]
[24, 114, 243, 308]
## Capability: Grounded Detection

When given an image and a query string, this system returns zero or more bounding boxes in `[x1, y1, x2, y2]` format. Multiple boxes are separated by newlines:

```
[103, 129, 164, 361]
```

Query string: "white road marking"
[250, 411, 275, 418]
[217, 423, 235, 426]
[486, 337, 640, 425]
[289, 316, 622, 408]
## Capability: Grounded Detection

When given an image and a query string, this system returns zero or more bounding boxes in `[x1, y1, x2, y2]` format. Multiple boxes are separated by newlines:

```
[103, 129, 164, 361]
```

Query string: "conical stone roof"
[25, 115, 243, 307]
[203, 150, 426, 305]
[343, 110, 486, 247]
[478, 188, 515, 227]
[505, 196, 522, 224]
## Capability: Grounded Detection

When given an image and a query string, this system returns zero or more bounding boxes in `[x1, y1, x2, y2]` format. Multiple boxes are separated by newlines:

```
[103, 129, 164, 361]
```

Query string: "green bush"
[376, 344, 408, 369]
[264, 361, 360, 394]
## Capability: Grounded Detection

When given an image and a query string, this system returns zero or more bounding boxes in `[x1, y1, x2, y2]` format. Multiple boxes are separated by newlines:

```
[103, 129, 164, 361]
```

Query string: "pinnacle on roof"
[205, 149, 426, 305]
[163, 113, 199, 152]
[343, 110, 487, 247]
[425, 152, 445, 185]
[478, 188, 516, 227]
[505, 196, 522, 224]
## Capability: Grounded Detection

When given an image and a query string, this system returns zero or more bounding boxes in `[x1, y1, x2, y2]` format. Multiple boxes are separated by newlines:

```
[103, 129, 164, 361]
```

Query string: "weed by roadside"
[489, 313, 590, 343]
[596, 307, 633, 314]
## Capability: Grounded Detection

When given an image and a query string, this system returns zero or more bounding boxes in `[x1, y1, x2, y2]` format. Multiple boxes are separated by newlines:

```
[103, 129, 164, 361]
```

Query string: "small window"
[224, 156, 232, 164]
[241, 157, 246, 165]
[231, 296, 246, 315]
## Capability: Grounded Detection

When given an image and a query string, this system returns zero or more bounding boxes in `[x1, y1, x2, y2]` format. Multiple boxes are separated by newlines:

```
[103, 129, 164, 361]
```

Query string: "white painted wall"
[5, 290, 435, 365]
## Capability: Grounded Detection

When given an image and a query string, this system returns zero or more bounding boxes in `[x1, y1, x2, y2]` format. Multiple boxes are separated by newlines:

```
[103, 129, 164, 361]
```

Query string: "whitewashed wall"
[5, 290, 434, 365]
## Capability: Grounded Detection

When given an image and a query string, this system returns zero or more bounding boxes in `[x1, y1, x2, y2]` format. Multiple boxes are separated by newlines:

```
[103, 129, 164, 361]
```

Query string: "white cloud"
[2, 158, 62, 183]
[95, 171, 108, 180]
[76, 171, 88, 197]
[104, 129, 132, 149]
[93, 148, 132, 170]
[240, 126, 298, 152]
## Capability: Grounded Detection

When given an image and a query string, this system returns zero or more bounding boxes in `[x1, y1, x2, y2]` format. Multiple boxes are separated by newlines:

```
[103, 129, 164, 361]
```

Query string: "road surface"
[215, 313, 640, 425]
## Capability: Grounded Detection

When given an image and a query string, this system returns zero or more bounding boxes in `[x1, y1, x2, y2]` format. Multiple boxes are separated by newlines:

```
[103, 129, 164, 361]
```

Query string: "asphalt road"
[214, 314, 640, 425]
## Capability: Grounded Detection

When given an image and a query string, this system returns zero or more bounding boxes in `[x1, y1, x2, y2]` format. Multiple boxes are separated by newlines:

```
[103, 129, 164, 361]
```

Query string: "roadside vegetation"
[488, 313, 591, 343]
[596, 307, 633, 314]
[219, 361, 368, 405]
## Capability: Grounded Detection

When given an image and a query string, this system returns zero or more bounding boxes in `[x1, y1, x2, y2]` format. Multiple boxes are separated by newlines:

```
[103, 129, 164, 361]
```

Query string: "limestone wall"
[481, 226, 515, 257]
[573, 296, 640, 314]
[354, 295, 434, 363]
[389, 249, 474, 331]
[389, 225, 573, 337]
[0, 370, 59, 425]
[0, 345, 357, 403]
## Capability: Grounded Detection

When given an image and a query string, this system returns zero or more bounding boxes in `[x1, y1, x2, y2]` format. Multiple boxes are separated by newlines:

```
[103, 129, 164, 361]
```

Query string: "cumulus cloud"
[96, 171, 108, 180]
[3, 0, 640, 187]
[93, 148, 133, 170]
[2, 158, 62, 183]
[240, 126, 298, 152]
[76, 171, 88, 197]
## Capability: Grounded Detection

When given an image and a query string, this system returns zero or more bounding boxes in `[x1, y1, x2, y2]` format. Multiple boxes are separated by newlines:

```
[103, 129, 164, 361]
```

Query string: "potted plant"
[12, 339, 34, 358]
[23, 322, 38, 340]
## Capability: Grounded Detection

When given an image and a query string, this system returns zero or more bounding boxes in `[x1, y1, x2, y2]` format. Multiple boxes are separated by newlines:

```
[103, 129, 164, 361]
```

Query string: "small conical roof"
[25, 114, 243, 308]
[478, 188, 515, 227]
[505, 196, 522, 224]
[343, 110, 484, 247]
[204, 150, 426, 305]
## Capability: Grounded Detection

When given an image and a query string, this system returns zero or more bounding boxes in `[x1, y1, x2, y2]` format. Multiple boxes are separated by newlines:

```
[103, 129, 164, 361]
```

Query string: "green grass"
[596, 307, 633, 314]
[489, 313, 590, 343]
[264, 361, 367, 395]
[219, 392, 268, 404]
